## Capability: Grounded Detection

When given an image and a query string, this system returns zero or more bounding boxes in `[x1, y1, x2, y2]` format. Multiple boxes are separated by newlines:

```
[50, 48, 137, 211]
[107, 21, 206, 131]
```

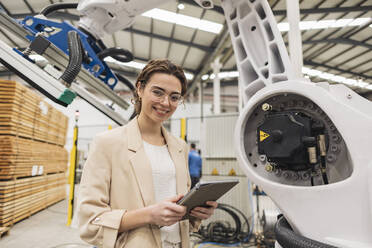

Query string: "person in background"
[189, 143, 202, 189]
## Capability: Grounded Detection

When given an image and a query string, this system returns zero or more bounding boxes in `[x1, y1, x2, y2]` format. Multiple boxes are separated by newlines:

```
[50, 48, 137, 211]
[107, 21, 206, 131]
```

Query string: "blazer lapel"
[127, 118, 156, 207]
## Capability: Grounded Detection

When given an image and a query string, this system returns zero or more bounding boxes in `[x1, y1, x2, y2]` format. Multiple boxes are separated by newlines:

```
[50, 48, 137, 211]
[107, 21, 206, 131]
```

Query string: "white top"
[143, 141, 181, 245]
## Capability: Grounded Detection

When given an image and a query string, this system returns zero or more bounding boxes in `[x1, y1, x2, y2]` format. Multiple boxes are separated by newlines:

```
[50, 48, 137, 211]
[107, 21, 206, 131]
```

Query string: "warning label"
[259, 130, 270, 142]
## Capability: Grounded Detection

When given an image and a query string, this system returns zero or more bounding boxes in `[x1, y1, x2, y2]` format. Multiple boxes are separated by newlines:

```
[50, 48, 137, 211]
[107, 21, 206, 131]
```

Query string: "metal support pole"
[67, 110, 79, 226]
[211, 57, 222, 114]
[180, 118, 186, 141]
[286, 0, 303, 78]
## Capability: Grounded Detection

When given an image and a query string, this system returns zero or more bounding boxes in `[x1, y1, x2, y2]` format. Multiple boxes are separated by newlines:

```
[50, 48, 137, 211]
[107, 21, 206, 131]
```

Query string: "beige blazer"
[78, 118, 200, 248]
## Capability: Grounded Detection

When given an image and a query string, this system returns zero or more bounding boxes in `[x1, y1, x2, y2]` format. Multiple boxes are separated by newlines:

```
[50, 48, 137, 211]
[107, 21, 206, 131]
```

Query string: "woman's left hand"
[189, 201, 218, 220]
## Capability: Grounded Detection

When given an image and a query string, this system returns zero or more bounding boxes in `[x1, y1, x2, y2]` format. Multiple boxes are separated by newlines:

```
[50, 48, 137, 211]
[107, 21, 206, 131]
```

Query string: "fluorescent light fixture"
[299, 21, 317, 30]
[105, 57, 146, 70]
[185, 72, 194, 80]
[142, 8, 223, 34]
[177, 3, 185, 10]
[331, 19, 353, 28]
[279, 17, 371, 32]
[302, 66, 370, 89]
[348, 17, 370, 26]
[277, 22, 289, 32]
[201, 74, 209, 80]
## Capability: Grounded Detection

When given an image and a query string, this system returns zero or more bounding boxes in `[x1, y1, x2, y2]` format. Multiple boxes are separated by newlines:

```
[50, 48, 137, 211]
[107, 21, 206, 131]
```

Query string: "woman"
[78, 59, 217, 248]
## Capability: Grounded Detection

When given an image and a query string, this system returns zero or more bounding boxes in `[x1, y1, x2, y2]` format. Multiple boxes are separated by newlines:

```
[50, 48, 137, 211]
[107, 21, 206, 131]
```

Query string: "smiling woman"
[78, 58, 218, 248]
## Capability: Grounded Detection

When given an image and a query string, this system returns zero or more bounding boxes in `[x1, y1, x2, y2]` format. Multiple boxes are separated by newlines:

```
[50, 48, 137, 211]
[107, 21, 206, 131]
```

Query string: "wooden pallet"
[0, 226, 10, 238]
[0, 80, 69, 146]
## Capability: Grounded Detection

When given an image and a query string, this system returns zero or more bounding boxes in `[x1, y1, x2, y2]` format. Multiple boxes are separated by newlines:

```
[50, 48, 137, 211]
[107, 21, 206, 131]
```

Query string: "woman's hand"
[190, 201, 218, 220]
[147, 194, 187, 227]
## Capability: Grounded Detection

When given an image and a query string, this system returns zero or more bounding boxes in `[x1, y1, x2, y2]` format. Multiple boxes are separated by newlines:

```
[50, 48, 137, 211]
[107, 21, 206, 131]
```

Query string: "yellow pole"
[67, 123, 78, 226]
[180, 118, 186, 141]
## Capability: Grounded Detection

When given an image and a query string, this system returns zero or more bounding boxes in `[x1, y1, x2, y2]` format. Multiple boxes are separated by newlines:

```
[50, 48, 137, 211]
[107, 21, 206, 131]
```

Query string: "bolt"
[332, 135, 340, 143]
[274, 168, 282, 176]
[330, 145, 339, 153]
[265, 164, 273, 172]
[92, 64, 101, 73]
[327, 154, 336, 163]
[202, 0, 211, 7]
[259, 155, 266, 162]
[108, 77, 116, 85]
[262, 103, 272, 111]
[282, 171, 290, 179]
[302, 172, 310, 180]
[292, 173, 299, 181]
[25, 19, 33, 26]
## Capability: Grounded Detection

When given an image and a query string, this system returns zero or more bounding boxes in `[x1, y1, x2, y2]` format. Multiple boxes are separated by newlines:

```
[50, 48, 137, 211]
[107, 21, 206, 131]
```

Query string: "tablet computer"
[177, 179, 239, 219]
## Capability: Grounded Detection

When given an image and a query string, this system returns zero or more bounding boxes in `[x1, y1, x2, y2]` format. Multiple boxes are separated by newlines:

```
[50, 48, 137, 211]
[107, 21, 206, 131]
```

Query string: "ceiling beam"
[186, 26, 231, 96]
[273, 5, 372, 16]
[291, 38, 372, 50]
[127, 28, 214, 53]
[304, 60, 372, 81]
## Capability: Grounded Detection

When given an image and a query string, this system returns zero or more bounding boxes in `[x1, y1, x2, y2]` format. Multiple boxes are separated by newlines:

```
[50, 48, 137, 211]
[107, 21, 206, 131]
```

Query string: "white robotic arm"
[77, 0, 214, 39]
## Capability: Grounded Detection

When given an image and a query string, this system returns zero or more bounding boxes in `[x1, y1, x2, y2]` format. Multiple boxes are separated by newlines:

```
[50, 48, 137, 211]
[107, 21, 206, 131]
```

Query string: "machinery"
[1, 0, 372, 247]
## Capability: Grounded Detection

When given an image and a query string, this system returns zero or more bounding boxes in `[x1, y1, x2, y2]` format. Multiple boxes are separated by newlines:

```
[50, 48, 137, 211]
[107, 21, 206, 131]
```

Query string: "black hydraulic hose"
[116, 73, 135, 91]
[275, 216, 338, 248]
[60, 31, 83, 86]
[219, 203, 250, 237]
[40, 3, 78, 17]
[97, 47, 134, 63]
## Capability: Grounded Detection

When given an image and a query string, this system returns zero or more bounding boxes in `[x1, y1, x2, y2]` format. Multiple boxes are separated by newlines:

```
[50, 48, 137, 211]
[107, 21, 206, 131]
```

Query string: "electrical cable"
[40, 3, 78, 17]
[96, 39, 134, 63]
[194, 203, 252, 246]
[60, 30, 83, 86]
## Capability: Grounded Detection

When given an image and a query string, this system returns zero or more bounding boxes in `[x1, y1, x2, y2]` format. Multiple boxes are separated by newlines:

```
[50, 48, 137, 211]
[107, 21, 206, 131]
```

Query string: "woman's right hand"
[147, 194, 186, 227]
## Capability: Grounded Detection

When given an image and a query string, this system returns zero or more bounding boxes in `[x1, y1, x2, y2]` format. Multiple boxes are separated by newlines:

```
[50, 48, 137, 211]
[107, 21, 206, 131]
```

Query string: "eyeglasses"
[150, 88, 183, 105]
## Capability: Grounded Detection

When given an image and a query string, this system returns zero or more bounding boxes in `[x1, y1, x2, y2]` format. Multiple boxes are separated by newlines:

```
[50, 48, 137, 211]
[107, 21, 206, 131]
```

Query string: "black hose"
[40, 3, 78, 17]
[275, 215, 338, 248]
[97, 47, 133, 63]
[116, 73, 135, 91]
[60, 31, 83, 86]
[196, 203, 251, 244]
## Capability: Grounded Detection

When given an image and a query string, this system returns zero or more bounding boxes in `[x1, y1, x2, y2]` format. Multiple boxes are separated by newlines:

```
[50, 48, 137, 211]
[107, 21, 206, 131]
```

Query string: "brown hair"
[133, 59, 187, 115]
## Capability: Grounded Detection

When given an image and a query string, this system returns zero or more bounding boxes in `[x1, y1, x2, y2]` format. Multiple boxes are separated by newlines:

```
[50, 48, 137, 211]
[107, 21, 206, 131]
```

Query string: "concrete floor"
[0, 199, 90, 248]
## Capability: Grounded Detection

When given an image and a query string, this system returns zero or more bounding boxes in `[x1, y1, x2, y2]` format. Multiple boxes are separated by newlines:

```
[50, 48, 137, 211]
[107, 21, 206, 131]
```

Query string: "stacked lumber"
[0, 80, 68, 146]
[0, 173, 66, 227]
[0, 136, 68, 179]
[0, 80, 69, 229]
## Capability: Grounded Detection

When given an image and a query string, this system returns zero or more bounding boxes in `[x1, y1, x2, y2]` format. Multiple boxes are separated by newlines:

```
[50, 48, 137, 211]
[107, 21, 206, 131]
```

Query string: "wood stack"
[0, 174, 66, 227]
[0, 80, 69, 229]
[0, 136, 68, 179]
[0, 80, 68, 146]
